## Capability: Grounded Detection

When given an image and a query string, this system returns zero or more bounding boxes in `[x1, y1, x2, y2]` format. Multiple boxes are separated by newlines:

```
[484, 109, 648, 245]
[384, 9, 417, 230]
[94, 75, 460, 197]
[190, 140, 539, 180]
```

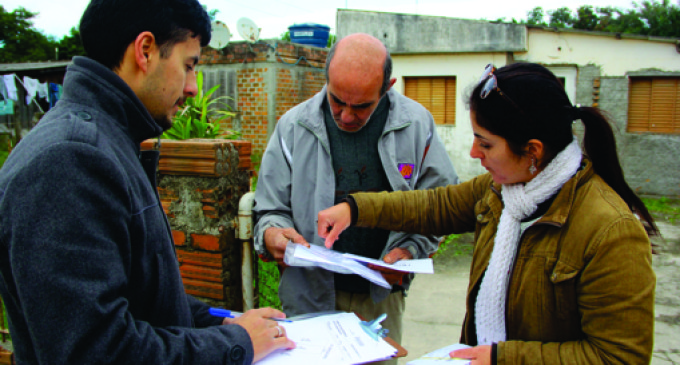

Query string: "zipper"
[298, 121, 332, 164]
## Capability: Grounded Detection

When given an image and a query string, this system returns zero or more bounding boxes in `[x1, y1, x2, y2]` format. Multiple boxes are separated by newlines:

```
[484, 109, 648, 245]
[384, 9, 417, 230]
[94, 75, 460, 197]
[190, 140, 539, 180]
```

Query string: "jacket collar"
[62, 57, 163, 145]
[539, 157, 594, 226]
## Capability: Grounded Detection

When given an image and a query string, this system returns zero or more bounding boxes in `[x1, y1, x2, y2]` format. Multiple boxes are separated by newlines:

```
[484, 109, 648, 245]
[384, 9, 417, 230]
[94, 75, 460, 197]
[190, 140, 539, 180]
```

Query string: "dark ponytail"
[579, 107, 659, 236]
[470, 62, 658, 237]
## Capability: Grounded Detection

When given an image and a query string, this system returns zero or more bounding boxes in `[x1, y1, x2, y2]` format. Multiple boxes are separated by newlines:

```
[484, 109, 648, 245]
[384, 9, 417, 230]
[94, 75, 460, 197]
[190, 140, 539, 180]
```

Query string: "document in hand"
[283, 243, 434, 289]
[406, 343, 471, 365]
[257, 312, 398, 365]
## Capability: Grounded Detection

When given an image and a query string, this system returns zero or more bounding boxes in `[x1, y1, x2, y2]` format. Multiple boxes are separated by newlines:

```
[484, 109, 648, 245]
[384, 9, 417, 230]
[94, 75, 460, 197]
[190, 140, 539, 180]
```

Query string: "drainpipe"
[238, 191, 256, 311]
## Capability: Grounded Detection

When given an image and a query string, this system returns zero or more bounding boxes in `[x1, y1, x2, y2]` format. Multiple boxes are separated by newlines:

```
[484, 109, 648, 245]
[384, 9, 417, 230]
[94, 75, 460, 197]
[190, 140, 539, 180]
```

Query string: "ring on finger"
[275, 325, 283, 338]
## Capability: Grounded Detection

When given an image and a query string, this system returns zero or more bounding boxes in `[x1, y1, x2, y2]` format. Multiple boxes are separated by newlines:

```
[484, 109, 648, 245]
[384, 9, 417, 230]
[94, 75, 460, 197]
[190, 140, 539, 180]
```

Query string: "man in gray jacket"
[253, 33, 458, 362]
[0, 0, 293, 364]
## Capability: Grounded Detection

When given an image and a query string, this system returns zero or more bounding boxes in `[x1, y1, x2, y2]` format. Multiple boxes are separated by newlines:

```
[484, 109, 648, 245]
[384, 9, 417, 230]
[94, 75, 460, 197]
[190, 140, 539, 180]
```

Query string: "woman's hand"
[317, 202, 352, 248]
[451, 345, 492, 365]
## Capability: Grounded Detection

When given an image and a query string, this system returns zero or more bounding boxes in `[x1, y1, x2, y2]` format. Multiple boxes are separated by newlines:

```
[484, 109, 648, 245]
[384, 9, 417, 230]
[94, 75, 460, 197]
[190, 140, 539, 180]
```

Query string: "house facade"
[337, 9, 680, 195]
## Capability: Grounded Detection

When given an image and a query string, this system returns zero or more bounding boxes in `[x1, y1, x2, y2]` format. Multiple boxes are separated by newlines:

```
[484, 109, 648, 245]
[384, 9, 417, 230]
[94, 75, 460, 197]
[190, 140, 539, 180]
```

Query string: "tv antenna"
[237, 17, 260, 43]
[208, 21, 232, 49]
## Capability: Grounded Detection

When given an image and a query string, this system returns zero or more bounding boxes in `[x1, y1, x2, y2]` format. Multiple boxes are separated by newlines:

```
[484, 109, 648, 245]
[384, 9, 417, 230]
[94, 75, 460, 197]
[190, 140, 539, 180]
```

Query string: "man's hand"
[367, 247, 413, 285]
[450, 345, 492, 365]
[264, 227, 309, 265]
[224, 308, 296, 363]
[317, 202, 352, 248]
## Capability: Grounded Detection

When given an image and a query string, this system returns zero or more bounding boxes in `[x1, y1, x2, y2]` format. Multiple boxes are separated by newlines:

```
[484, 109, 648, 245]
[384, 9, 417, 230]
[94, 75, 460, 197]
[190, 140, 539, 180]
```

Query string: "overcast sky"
[3, 0, 641, 41]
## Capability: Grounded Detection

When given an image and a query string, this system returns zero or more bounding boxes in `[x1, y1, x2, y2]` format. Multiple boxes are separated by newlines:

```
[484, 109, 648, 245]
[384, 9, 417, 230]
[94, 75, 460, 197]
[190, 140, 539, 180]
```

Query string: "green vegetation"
[279, 31, 337, 48]
[257, 260, 282, 309]
[249, 151, 262, 191]
[434, 233, 473, 257]
[642, 196, 680, 224]
[161, 72, 240, 140]
[0, 6, 84, 62]
[0, 136, 10, 169]
[248, 150, 280, 309]
[515, 0, 680, 37]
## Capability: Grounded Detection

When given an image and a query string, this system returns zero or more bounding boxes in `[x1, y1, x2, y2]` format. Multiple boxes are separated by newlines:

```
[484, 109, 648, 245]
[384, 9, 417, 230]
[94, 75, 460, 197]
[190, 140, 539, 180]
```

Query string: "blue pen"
[209, 307, 292, 323]
[209, 307, 241, 318]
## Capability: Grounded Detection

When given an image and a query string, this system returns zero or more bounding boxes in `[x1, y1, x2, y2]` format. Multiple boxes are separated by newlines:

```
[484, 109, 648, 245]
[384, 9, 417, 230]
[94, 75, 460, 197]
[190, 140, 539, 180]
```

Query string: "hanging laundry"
[37, 83, 49, 100]
[3, 74, 18, 101]
[23, 76, 39, 105]
[48, 83, 63, 109]
[0, 80, 7, 101]
[0, 99, 14, 116]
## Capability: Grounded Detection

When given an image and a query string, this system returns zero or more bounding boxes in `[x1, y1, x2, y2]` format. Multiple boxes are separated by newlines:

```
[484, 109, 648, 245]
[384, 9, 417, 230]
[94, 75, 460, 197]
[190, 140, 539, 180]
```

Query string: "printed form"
[284, 243, 434, 289]
[257, 312, 397, 365]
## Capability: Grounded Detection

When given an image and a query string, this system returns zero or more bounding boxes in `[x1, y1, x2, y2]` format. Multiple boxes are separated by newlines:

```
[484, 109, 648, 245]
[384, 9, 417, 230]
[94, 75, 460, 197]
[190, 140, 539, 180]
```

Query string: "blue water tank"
[288, 23, 330, 48]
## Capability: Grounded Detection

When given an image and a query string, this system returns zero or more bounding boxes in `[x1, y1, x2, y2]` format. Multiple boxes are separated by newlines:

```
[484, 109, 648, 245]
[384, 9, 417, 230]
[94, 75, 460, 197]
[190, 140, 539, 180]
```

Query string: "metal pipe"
[238, 191, 256, 311]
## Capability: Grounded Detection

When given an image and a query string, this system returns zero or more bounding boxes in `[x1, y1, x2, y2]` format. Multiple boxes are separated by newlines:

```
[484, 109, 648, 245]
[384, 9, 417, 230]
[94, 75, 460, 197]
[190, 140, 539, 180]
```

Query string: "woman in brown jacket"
[317, 63, 658, 365]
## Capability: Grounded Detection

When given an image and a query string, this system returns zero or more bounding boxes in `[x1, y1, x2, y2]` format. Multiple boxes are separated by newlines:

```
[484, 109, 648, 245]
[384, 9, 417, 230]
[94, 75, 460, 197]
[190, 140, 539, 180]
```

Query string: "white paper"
[406, 343, 471, 365]
[284, 243, 391, 288]
[258, 312, 397, 365]
[343, 253, 434, 274]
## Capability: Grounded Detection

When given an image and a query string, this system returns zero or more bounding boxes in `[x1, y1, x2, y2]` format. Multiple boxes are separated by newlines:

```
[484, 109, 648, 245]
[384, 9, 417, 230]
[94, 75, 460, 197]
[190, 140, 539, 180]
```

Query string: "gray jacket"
[253, 86, 459, 315]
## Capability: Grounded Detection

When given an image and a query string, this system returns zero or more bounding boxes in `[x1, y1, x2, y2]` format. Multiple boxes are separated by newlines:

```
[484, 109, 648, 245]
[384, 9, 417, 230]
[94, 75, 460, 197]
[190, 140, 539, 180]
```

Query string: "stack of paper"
[258, 312, 397, 365]
[283, 243, 434, 289]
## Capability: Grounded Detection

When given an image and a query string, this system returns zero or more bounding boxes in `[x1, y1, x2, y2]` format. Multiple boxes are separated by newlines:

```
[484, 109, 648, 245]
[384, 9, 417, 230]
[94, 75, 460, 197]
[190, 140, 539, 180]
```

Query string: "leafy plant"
[162, 71, 240, 140]
[249, 151, 262, 191]
[257, 260, 282, 309]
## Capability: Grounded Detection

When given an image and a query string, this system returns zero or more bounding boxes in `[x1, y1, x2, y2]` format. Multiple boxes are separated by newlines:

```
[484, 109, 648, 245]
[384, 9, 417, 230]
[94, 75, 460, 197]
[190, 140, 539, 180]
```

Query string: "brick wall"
[141, 139, 253, 310]
[198, 40, 328, 154]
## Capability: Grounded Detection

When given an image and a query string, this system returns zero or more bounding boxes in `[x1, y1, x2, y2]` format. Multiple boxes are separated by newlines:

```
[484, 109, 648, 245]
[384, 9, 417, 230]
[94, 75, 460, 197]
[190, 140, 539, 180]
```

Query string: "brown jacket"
[352, 159, 655, 364]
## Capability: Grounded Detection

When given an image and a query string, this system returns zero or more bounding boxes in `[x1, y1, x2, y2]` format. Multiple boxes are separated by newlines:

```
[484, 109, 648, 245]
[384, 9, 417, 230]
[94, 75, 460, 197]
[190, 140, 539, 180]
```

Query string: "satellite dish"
[237, 17, 260, 42]
[209, 21, 231, 49]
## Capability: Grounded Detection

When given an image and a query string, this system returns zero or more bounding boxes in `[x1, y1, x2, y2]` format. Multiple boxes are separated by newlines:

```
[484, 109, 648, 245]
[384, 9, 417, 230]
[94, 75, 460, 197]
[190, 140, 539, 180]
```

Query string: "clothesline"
[9, 74, 44, 113]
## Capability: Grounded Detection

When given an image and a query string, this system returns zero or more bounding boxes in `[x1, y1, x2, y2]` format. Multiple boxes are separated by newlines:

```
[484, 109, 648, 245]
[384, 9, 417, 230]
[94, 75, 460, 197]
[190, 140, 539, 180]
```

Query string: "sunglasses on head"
[478, 63, 525, 115]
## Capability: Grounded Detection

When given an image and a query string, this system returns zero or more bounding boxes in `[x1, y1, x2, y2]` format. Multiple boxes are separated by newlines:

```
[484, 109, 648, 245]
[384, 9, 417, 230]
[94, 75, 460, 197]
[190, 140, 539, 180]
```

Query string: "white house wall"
[393, 53, 509, 181]
[519, 29, 680, 76]
[338, 10, 680, 194]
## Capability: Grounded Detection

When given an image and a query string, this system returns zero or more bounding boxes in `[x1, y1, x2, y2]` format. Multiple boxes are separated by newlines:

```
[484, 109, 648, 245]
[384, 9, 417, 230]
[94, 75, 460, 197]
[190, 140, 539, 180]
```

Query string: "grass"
[257, 260, 282, 309]
[642, 196, 680, 224]
[433, 233, 474, 257]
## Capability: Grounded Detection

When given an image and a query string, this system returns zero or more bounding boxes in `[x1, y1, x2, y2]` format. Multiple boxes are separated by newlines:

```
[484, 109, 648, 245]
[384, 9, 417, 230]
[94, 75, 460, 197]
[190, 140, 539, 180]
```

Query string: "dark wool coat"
[0, 57, 252, 365]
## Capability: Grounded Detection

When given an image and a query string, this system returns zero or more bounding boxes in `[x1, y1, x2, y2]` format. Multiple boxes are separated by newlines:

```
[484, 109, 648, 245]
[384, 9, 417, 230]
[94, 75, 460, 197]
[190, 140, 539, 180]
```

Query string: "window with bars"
[627, 77, 680, 134]
[404, 76, 456, 125]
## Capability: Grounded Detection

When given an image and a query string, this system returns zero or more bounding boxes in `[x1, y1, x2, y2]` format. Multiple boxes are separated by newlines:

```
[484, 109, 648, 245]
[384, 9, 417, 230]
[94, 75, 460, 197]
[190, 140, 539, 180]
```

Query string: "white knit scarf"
[475, 136, 582, 345]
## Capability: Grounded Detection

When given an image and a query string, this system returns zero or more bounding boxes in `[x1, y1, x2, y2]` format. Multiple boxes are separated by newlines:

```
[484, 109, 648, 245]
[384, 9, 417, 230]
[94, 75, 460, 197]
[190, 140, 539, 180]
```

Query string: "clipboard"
[356, 312, 408, 360]
[258, 311, 402, 365]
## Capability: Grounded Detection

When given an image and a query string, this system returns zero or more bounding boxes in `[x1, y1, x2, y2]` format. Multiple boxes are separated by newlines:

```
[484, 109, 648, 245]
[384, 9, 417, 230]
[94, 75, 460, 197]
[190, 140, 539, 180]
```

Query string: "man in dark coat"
[0, 1, 294, 364]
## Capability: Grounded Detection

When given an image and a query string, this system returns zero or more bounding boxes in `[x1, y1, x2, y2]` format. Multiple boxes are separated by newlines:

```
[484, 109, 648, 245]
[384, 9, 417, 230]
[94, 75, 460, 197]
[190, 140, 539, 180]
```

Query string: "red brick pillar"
[141, 139, 252, 310]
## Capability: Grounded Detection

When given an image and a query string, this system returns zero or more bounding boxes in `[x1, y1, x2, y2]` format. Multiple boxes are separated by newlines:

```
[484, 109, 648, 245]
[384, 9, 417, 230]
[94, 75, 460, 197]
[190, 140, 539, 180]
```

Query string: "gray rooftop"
[0, 61, 72, 74]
